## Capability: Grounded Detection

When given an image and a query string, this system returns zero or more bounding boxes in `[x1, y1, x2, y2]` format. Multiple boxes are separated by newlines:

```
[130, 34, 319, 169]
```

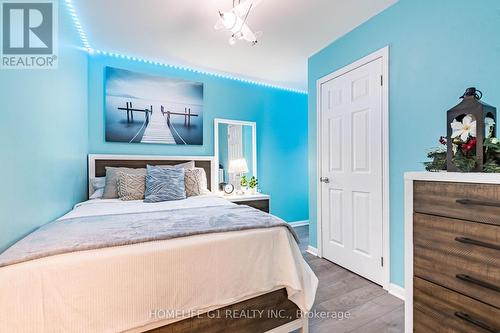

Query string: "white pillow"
[90, 177, 106, 197]
[89, 188, 104, 200]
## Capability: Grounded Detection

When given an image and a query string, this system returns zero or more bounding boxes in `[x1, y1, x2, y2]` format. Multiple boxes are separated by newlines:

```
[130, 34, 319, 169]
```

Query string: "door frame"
[316, 46, 390, 290]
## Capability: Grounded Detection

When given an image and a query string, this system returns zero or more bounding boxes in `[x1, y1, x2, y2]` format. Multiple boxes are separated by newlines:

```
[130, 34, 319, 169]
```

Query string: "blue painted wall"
[0, 2, 89, 252]
[88, 55, 309, 222]
[308, 0, 500, 287]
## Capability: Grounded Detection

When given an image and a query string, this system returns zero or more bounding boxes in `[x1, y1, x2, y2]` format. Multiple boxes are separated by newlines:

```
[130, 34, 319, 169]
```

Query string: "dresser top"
[405, 171, 500, 184]
[217, 192, 270, 202]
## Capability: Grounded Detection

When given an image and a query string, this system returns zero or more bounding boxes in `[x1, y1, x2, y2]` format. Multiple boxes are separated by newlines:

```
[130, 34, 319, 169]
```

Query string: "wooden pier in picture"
[118, 102, 152, 124]
[161, 106, 198, 127]
[141, 105, 176, 144]
[117, 102, 199, 144]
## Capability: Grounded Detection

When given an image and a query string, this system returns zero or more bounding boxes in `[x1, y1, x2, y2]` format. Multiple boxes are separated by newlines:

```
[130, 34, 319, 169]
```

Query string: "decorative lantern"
[447, 87, 496, 172]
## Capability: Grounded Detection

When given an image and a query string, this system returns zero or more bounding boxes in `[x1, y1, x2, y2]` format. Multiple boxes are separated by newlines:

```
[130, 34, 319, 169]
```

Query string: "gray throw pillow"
[170, 161, 195, 170]
[102, 167, 147, 199]
[144, 165, 186, 202]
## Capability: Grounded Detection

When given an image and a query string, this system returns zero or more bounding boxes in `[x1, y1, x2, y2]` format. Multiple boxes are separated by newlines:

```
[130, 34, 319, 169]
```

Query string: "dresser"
[405, 172, 500, 333]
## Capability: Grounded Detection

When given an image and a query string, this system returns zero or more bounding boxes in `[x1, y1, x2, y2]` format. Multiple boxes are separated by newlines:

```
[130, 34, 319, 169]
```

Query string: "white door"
[320, 57, 384, 285]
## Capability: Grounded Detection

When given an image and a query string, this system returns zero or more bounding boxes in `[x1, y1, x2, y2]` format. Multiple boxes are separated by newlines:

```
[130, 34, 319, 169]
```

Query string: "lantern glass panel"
[485, 112, 496, 139]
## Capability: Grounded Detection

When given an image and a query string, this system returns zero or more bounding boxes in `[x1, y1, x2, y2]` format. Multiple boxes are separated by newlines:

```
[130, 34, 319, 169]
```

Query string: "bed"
[0, 155, 318, 333]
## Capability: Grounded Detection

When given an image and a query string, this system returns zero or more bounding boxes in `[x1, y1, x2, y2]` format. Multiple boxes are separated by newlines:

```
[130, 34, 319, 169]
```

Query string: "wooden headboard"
[88, 154, 216, 196]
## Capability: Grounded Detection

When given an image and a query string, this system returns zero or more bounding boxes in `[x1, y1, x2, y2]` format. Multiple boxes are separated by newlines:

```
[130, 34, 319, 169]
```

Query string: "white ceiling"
[76, 0, 397, 91]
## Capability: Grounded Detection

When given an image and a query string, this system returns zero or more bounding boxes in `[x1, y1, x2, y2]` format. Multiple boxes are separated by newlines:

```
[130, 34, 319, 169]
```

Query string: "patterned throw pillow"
[185, 168, 208, 197]
[117, 172, 146, 201]
[102, 167, 147, 199]
[144, 165, 186, 203]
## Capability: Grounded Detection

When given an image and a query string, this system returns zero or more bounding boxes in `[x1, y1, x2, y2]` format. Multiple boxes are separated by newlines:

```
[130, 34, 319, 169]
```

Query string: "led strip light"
[64, 0, 307, 94]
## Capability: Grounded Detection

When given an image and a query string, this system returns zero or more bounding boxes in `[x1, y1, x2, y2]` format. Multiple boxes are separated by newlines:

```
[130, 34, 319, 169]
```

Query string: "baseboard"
[306, 246, 318, 256]
[388, 283, 405, 301]
[289, 220, 309, 227]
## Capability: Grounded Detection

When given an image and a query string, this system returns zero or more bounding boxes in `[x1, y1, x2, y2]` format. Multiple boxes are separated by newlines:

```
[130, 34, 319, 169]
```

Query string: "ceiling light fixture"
[215, 0, 262, 46]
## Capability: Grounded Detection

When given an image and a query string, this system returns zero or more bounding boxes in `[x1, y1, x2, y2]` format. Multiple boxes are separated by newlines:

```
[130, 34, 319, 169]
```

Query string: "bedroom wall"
[0, 2, 89, 252]
[308, 0, 500, 287]
[88, 55, 309, 223]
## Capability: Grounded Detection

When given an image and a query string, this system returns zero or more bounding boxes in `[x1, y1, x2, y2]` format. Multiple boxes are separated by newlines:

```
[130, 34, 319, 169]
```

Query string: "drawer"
[414, 277, 500, 333]
[235, 199, 269, 213]
[414, 181, 500, 226]
[414, 213, 500, 308]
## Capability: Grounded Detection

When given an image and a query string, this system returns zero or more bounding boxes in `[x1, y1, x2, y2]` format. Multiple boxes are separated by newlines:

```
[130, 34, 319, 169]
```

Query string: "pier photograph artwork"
[105, 67, 203, 145]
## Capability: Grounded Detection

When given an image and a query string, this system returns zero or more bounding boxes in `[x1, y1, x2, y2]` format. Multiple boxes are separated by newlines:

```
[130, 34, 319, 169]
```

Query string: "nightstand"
[220, 193, 270, 213]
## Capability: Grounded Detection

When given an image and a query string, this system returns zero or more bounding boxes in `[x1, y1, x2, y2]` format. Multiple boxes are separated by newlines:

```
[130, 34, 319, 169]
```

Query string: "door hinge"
[381, 257, 384, 267]
[380, 75, 383, 86]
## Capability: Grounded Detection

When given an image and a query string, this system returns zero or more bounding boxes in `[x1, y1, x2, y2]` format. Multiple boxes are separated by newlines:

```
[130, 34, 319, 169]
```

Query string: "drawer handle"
[456, 274, 500, 293]
[454, 312, 499, 333]
[456, 198, 500, 208]
[455, 237, 500, 251]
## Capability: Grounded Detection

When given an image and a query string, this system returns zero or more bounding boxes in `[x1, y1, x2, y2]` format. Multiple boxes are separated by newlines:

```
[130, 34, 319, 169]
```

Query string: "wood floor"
[295, 225, 404, 333]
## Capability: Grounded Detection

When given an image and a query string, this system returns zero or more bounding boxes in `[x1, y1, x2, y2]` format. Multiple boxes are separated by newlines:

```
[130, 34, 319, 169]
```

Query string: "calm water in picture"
[105, 67, 204, 145]
[106, 96, 203, 145]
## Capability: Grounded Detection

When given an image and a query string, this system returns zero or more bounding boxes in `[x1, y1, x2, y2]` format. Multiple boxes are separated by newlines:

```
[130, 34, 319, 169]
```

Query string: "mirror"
[214, 119, 256, 193]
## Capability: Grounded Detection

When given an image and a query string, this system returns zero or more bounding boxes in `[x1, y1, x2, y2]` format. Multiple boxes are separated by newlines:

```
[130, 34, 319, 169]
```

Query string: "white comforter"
[0, 195, 318, 333]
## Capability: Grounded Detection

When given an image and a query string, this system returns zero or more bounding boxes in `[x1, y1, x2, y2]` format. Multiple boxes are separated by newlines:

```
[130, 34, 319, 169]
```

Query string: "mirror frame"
[214, 118, 257, 189]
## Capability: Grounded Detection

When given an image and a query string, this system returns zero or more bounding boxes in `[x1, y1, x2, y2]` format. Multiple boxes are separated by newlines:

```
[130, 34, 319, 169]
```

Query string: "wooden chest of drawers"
[405, 173, 500, 333]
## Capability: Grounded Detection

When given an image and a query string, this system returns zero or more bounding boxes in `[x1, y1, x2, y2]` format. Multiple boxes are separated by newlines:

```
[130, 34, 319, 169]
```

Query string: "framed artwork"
[105, 67, 203, 145]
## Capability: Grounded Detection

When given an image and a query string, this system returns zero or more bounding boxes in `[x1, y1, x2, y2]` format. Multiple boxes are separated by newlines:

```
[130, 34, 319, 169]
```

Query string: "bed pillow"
[144, 165, 186, 203]
[89, 188, 104, 200]
[90, 177, 106, 191]
[89, 177, 106, 198]
[102, 167, 147, 199]
[117, 172, 146, 201]
[158, 160, 195, 170]
[185, 167, 209, 197]
[174, 161, 195, 170]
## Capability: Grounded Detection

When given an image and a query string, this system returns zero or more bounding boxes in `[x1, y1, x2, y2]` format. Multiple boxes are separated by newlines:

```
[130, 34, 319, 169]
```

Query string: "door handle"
[456, 198, 500, 208]
[455, 237, 500, 251]
[455, 274, 500, 293]
[320, 177, 330, 184]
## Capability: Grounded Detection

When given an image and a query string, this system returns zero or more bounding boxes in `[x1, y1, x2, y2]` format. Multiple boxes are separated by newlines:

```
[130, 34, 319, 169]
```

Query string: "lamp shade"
[228, 158, 249, 174]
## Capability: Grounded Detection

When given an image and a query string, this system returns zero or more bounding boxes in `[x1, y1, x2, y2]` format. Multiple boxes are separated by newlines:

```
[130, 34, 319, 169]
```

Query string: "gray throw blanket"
[0, 205, 299, 268]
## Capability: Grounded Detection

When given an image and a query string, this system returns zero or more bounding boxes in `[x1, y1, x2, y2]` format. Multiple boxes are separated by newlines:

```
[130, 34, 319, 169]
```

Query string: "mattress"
[0, 195, 318, 333]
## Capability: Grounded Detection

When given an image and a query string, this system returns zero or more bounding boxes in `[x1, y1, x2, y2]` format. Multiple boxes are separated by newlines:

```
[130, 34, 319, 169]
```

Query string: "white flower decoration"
[485, 117, 496, 138]
[485, 117, 496, 127]
[451, 115, 477, 141]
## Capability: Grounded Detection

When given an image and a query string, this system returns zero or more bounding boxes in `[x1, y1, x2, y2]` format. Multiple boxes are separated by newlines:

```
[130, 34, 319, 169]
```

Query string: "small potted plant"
[240, 175, 249, 193]
[248, 176, 258, 194]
